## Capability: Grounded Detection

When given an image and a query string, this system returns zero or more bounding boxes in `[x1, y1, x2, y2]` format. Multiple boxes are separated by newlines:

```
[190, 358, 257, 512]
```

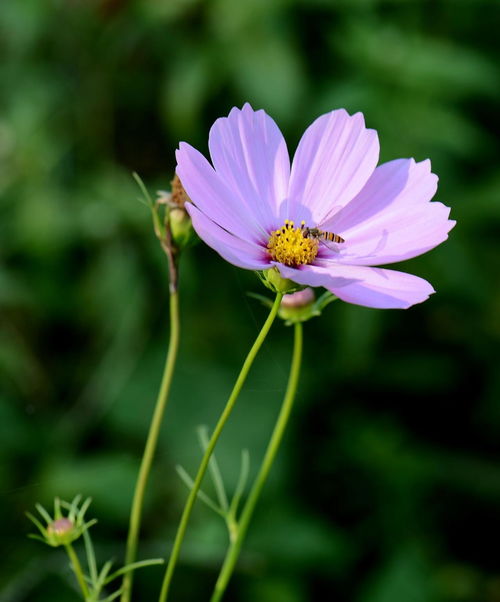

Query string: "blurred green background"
[1, 0, 499, 601]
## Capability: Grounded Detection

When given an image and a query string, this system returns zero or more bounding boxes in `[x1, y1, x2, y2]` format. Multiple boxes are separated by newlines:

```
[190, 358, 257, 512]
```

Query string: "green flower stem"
[210, 321, 303, 602]
[65, 542, 90, 600]
[158, 292, 284, 602]
[121, 289, 181, 602]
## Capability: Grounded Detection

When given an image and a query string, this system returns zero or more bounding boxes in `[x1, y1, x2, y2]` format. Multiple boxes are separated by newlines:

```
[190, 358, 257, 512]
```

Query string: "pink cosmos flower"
[176, 104, 455, 309]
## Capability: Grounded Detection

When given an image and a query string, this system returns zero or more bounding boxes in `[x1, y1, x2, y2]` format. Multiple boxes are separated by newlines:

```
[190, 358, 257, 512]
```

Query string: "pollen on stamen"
[267, 220, 318, 267]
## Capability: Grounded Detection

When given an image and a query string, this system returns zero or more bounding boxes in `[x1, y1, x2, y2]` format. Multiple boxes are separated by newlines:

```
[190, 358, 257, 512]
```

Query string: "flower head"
[176, 104, 455, 309]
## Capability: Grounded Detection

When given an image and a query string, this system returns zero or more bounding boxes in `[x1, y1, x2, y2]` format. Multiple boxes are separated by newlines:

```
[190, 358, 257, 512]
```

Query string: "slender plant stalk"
[65, 542, 90, 600]
[121, 290, 181, 602]
[210, 321, 303, 602]
[158, 292, 284, 602]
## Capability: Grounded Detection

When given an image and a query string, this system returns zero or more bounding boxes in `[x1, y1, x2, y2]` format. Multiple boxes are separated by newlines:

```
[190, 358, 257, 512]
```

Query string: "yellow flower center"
[267, 220, 318, 267]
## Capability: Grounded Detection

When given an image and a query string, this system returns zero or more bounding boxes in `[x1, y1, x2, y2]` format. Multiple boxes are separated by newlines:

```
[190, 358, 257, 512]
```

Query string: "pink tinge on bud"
[281, 287, 315, 308]
[47, 517, 74, 536]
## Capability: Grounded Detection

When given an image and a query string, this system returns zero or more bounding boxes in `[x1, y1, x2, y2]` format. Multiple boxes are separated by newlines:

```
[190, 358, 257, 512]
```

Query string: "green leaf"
[197, 425, 229, 512]
[176, 465, 225, 518]
[103, 559, 164, 585]
[229, 449, 250, 520]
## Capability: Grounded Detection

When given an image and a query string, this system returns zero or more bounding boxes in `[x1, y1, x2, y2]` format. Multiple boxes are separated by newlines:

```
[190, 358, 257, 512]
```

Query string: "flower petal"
[287, 109, 379, 224]
[277, 263, 435, 309]
[323, 159, 455, 265]
[209, 103, 290, 232]
[176, 142, 266, 244]
[186, 203, 270, 270]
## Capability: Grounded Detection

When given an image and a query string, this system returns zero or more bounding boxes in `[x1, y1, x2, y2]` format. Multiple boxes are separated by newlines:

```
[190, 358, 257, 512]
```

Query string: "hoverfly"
[301, 226, 345, 247]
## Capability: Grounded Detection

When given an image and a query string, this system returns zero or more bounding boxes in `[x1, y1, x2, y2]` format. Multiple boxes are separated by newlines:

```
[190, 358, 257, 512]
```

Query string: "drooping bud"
[279, 288, 316, 324]
[249, 286, 337, 324]
[281, 288, 315, 308]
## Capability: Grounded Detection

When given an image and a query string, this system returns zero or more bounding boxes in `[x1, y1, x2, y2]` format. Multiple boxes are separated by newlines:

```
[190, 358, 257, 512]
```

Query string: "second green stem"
[121, 290, 181, 602]
[158, 292, 283, 602]
[211, 321, 303, 602]
[66, 543, 90, 600]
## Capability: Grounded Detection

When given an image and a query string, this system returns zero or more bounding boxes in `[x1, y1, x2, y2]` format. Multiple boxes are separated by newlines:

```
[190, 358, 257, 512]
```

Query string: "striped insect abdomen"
[322, 231, 345, 243]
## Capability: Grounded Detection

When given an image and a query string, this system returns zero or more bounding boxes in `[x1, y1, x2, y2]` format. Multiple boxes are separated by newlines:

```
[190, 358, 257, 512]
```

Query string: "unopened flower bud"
[47, 517, 74, 536]
[45, 516, 79, 546]
[27, 495, 97, 548]
[279, 288, 318, 324]
[169, 206, 193, 248]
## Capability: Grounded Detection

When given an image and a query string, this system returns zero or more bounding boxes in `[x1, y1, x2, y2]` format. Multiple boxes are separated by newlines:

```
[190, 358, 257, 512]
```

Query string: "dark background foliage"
[1, 0, 499, 601]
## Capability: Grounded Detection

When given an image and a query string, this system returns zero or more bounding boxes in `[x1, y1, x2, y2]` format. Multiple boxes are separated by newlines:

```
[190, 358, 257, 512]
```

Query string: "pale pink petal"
[176, 142, 267, 244]
[287, 110, 379, 224]
[336, 203, 455, 266]
[322, 159, 455, 265]
[277, 262, 435, 309]
[187, 203, 270, 270]
[209, 103, 290, 231]
[324, 159, 436, 231]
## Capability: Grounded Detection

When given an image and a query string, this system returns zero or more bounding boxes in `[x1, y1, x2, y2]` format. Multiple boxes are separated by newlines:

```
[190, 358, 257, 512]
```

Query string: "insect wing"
[318, 238, 341, 252]
[318, 230, 345, 253]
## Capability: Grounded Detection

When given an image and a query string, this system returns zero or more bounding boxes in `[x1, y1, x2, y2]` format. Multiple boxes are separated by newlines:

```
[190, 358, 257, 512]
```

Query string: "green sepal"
[314, 290, 338, 314]
[168, 207, 196, 249]
[256, 267, 305, 294]
[280, 290, 338, 325]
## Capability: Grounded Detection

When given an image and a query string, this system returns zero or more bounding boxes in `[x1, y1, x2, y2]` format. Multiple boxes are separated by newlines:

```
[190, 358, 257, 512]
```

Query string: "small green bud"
[46, 517, 77, 546]
[158, 175, 195, 249]
[258, 267, 304, 294]
[169, 206, 194, 248]
[27, 495, 96, 548]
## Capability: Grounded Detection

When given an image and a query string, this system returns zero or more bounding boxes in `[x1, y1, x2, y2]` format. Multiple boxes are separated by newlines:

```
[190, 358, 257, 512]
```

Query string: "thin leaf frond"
[176, 465, 225, 517]
[197, 425, 229, 512]
[96, 560, 114, 590]
[229, 448, 250, 519]
[104, 559, 164, 585]
[35, 504, 52, 525]
[83, 529, 98, 585]
[54, 497, 62, 520]
[133, 172, 154, 208]
[27, 534, 47, 544]
[100, 587, 124, 602]
[26, 512, 47, 535]
[77, 497, 93, 523]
